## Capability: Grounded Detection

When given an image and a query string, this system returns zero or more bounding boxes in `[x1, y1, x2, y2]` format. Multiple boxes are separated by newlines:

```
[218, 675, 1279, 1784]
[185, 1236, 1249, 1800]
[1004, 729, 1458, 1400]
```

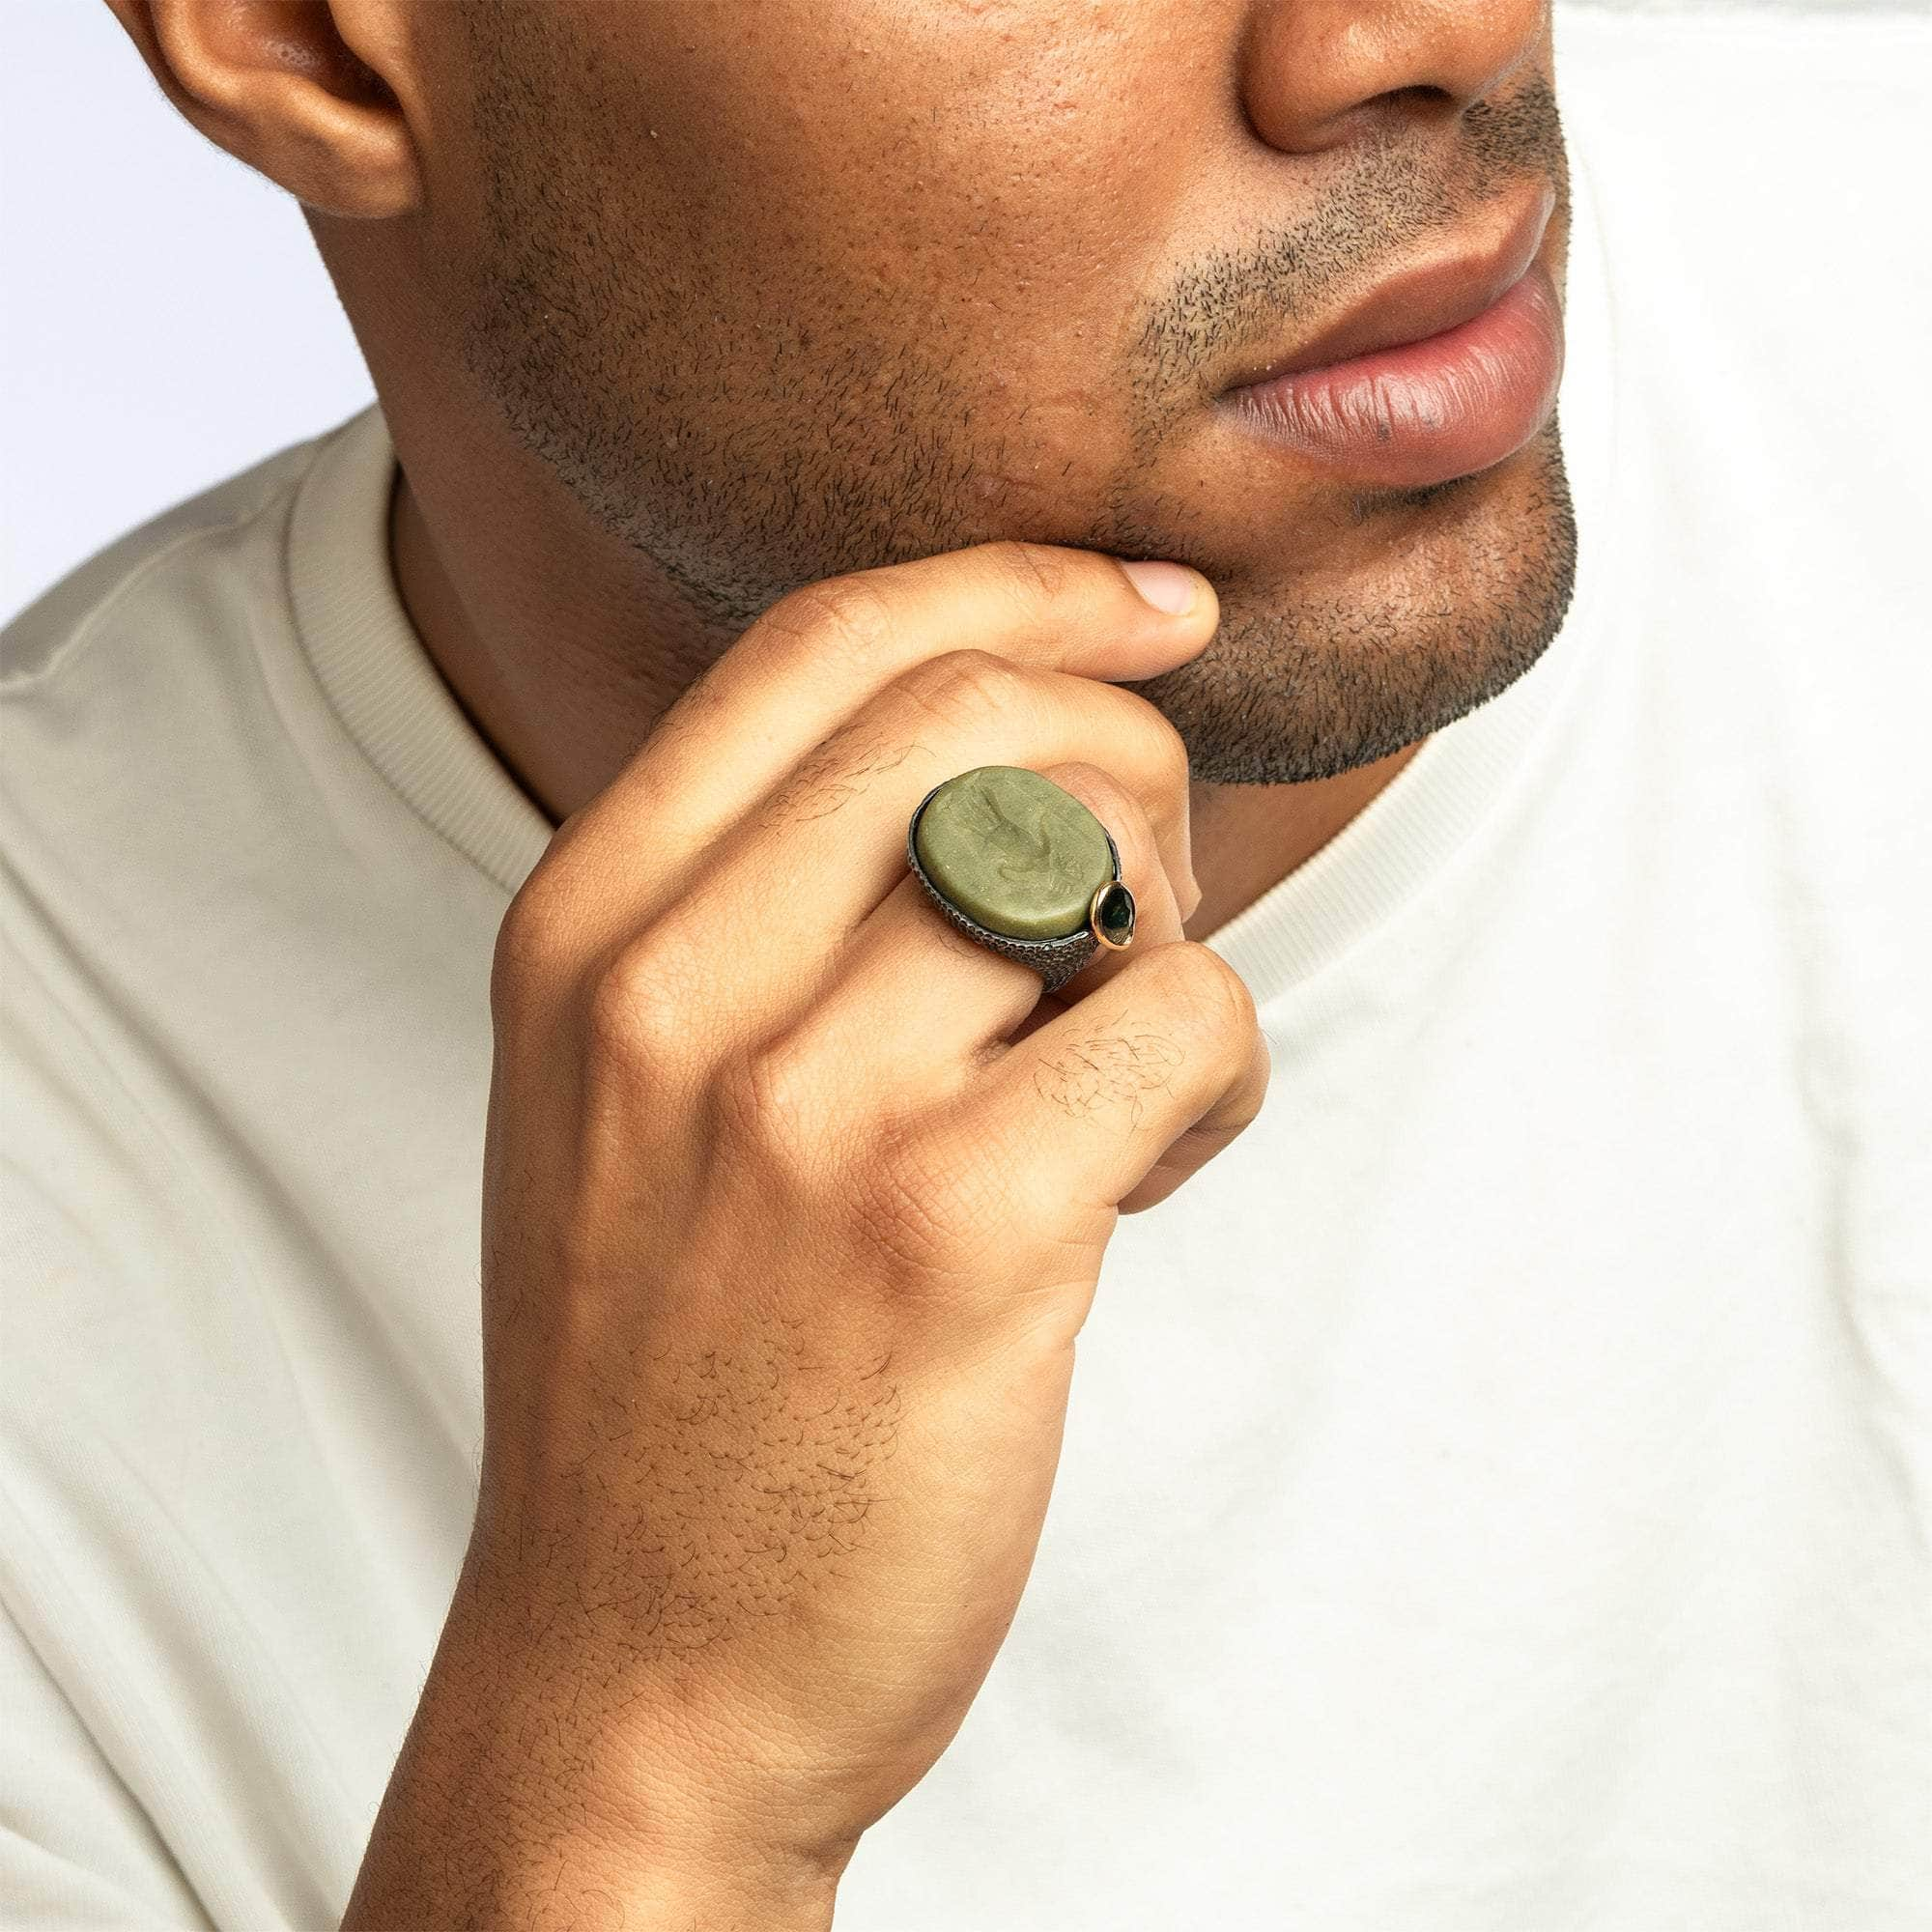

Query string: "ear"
[99, 0, 423, 217]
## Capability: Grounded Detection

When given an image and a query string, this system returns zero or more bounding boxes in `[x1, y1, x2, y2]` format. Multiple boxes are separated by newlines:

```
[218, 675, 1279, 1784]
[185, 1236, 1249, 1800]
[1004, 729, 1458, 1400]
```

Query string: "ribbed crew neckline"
[287, 416, 555, 897]
[285, 137, 1618, 1009]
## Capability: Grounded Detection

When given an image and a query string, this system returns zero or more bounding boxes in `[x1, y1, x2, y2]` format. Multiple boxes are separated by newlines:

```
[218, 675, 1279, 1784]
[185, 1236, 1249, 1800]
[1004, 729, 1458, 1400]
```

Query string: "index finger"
[545, 540, 1217, 912]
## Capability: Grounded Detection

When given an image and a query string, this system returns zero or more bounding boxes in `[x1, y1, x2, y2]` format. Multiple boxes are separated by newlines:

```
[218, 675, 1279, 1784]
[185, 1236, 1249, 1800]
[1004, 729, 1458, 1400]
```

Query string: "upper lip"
[1220, 185, 1557, 392]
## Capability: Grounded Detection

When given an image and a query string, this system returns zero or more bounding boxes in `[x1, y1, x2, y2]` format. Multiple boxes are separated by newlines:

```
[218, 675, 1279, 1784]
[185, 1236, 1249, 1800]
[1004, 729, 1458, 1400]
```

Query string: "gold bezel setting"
[1088, 881, 1137, 951]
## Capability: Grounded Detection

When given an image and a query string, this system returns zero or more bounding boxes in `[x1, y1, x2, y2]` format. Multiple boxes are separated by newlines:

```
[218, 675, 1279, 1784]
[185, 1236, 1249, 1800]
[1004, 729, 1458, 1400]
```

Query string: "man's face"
[403, 0, 1575, 784]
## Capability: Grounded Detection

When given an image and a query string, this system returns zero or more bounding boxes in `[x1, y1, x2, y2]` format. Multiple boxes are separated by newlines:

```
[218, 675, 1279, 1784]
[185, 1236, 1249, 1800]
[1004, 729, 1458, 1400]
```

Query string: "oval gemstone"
[914, 765, 1115, 940]
[1094, 881, 1136, 945]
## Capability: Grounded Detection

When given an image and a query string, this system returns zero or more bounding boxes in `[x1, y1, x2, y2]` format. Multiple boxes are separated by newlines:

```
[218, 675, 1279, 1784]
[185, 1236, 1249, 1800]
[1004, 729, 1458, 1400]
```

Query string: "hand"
[345, 542, 1270, 1928]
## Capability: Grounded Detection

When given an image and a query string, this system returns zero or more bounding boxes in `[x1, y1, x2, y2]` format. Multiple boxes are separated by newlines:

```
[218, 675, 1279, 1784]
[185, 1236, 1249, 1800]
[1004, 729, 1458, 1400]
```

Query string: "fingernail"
[1118, 558, 1202, 616]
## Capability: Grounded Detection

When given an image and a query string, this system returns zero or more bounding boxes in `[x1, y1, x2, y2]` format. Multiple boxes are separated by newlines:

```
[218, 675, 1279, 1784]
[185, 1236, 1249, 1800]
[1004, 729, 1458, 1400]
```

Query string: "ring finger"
[645, 655, 1197, 1029]
[758, 763, 1186, 1120]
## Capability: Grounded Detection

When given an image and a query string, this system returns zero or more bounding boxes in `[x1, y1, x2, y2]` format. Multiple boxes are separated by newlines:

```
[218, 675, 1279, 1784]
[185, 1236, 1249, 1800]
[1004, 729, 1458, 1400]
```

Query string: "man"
[3, 0, 1927, 1924]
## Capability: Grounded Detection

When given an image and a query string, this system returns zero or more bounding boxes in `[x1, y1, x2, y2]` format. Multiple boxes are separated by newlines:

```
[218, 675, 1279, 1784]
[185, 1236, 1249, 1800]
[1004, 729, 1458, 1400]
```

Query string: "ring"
[905, 764, 1137, 994]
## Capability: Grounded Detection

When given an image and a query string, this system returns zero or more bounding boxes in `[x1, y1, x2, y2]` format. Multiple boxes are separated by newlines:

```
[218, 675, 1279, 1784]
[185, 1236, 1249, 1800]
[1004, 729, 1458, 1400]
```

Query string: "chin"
[1125, 417, 1579, 787]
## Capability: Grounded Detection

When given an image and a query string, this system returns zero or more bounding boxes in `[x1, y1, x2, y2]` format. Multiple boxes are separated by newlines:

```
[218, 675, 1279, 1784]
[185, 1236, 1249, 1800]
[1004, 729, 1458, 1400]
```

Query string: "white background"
[3, 0, 1919, 626]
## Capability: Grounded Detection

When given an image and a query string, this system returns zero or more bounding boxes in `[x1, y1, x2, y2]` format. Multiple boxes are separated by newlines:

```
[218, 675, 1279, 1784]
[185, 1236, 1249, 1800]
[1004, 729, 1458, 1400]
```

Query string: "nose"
[1239, 0, 1550, 154]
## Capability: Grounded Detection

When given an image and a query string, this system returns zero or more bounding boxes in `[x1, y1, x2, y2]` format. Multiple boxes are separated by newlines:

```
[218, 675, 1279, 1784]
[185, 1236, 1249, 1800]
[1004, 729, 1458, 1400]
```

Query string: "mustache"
[1130, 76, 1567, 414]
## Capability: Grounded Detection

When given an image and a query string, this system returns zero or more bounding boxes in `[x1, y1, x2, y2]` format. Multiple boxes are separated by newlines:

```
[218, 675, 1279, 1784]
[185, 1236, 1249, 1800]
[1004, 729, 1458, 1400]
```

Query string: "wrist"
[346, 1688, 846, 1932]
[475, 1828, 842, 1932]
[343, 1562, 850, 1931]
[346, 1826, 838, 1932]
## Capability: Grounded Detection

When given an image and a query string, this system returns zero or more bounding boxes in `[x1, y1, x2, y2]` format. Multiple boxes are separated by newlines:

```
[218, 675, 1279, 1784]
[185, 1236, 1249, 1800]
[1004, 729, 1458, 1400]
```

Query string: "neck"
[387, 465, 1422, 945]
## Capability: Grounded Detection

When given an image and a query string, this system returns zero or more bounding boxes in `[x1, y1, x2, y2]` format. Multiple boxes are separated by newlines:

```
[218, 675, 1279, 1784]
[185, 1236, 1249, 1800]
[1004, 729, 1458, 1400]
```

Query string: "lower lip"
[1217, 262, 1565, 490]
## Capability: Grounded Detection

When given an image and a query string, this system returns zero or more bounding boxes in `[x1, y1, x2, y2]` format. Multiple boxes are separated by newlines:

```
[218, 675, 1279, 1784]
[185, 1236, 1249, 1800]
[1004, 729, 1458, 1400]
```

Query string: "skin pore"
[111, 0, 1577, 941]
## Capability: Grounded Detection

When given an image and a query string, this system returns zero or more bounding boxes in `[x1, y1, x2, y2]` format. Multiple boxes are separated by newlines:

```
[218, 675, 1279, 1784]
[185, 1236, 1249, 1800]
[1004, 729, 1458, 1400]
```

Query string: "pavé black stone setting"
[907, 779, 1128, 995]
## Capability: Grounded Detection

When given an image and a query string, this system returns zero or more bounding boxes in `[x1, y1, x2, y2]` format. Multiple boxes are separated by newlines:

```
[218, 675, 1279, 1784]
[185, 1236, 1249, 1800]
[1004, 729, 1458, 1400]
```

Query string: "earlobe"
[99, 0, 423, 218]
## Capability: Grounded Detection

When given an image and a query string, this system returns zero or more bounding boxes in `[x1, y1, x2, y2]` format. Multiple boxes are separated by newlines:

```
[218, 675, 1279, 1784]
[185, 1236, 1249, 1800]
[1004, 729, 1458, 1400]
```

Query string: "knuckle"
[1147, 942, 1259, 1039]
[1046, 760, 1154, 857]
[1042, 756, 1117, 800]
[584, 932, 697, 1072]
[893, 647, 1031, 732]
[710, 1030, 828, 1190]
[1233, 1037, 1272, 1130]
[1132, 697, 1194, 797]
[982, 538, 1076, 609]
[757, 574, 898, 667]
[491, 880, 568, 1010]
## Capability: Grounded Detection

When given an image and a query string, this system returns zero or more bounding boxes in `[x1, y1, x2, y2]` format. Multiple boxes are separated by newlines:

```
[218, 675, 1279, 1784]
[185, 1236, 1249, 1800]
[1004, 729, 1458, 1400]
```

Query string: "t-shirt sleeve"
[1, 900, 390, 1932]
[0, 1598, 213, 1929]
[0, 954, 217, 1929]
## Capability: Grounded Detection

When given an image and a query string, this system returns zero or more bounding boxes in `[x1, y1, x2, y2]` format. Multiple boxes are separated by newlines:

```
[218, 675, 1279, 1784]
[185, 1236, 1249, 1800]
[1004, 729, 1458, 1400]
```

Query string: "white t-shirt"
[5, 9, 1929, 1928]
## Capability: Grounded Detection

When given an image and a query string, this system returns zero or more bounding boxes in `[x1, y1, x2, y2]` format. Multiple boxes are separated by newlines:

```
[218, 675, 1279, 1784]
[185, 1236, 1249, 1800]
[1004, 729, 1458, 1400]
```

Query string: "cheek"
[631, 8, 1186, 355]
[542, 0, 1218, 522]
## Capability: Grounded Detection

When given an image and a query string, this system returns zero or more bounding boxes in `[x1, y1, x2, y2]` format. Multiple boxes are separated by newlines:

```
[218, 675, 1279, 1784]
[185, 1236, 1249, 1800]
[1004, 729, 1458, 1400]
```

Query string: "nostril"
[1290, 85, 1459, 154]
[1361, 83, 1461, 130]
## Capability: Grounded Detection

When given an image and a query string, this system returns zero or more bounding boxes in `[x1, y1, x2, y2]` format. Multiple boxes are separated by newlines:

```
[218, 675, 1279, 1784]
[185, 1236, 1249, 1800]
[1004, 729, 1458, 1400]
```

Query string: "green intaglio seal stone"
[913, 765, 1116, 941]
